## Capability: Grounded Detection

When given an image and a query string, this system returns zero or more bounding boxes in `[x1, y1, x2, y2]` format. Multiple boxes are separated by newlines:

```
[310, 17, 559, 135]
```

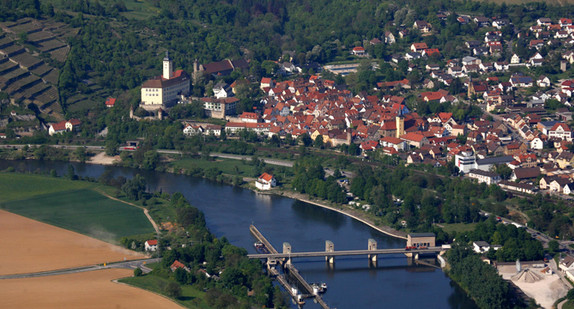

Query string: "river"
[1, 160, 477, 309]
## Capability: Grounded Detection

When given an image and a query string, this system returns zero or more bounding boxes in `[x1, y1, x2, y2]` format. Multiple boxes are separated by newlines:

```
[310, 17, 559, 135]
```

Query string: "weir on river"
[250, 225, 331, 309]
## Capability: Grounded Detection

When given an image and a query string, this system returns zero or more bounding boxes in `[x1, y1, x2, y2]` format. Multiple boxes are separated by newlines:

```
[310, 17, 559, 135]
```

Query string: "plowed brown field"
[0, 209, 145, 275]
[0, 268, 182, 309]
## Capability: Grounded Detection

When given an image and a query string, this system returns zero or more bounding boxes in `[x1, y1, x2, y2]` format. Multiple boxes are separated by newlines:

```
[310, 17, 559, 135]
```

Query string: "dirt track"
[0, 268, 183, 309]
[0, 210, 146, 275]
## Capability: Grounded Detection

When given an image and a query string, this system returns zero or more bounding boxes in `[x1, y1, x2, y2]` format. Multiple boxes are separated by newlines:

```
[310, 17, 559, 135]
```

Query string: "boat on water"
[254, 241, 270, 254]
[310, 282, 328, 295]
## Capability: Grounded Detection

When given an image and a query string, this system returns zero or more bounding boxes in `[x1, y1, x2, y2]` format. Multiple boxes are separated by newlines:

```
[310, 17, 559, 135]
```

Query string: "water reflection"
[291, 200, 346, 230]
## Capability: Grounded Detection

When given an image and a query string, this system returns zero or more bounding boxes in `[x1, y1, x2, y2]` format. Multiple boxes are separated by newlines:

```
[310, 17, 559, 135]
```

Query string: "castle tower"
[163, 51, 173, 80]
[192, 59, 201, 85]
[396, 105, 405, 138]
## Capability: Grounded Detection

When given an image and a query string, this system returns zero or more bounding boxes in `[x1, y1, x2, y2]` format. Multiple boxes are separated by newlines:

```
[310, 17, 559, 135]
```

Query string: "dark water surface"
[1, 160, 477, 309]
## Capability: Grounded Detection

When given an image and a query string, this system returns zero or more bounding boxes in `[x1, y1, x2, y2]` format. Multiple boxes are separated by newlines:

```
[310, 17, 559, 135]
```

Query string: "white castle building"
[141, 52, 190, 110]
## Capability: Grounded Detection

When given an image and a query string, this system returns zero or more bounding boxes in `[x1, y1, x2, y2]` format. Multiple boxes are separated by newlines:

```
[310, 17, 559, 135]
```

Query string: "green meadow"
[0, 173, 154, 242]
[120, 275, 209, 308]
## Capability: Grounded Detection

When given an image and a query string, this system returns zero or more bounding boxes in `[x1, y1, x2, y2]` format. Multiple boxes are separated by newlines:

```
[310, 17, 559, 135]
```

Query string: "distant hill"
[477, 0, 574, 5]
[2, 0, 574, 122]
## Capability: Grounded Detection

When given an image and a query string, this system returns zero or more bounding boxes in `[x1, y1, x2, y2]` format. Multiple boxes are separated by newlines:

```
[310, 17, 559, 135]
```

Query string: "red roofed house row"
[141, 52, 190, 109]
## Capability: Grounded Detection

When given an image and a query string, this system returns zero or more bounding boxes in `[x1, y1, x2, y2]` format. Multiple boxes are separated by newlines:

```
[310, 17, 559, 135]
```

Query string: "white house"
[537, 76, 551, 88]
[213, 81, 232, 99]
[548, 123, 572, 142]
[473, 241, 491, 253]
[256, 172, 276, 190]
[511, 54, 521, 64]
[530, 137, 545, 150]
[560, 256, 574, 272]
[145, 240, 158, 252]
[467, 169, 501, 185]
[183, 124, 204, 136]
[204, 124, 222, 136]
[380, 136, 407, 152]
[384, 31, 396, 44]
[260, 77, 274, 90]
[48, 119, 81, 136]
[352, 46, 366, 56]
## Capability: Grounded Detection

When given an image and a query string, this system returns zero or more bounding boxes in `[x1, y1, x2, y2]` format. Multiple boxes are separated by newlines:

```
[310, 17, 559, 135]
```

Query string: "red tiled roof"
[50, 121, 66, 131]
[381, 120, 396, 130]
[142, 70, 190, 88]
[438, 112, 452, 122]
[380, 136, 402, 144]
[424, 48, 440, 56]
[170, 260, 186, 270]
[412, 42, 428, 50]
[240, 112, 259, 119]
[259, 172, 274, 182]
[68, 119, 81, 126]
[360, 140, 378, 150]
[401, 132, 425, 142]
[105, 97, 116, 106]
[551, 123, 571, 132]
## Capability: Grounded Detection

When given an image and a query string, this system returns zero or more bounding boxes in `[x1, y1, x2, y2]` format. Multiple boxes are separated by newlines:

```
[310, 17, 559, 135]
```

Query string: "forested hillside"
[2, 0, 574, 121]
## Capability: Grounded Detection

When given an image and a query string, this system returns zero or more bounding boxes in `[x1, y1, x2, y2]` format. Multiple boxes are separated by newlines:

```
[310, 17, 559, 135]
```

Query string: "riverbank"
[87, 152, 409, 241]
[88, 152, 119, 165]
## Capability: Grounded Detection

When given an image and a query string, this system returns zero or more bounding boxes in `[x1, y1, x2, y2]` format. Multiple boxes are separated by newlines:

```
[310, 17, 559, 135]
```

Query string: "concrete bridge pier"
[368, 238, 378, 267]
[368, 238, 378, 263]
[283, 242, 292, 266]
[325, 240, 335, 265]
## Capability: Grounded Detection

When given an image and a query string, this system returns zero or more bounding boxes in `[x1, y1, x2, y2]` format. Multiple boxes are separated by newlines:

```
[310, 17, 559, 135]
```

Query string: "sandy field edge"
[0, 209, 146, 275]
[0, 268, 183, 309]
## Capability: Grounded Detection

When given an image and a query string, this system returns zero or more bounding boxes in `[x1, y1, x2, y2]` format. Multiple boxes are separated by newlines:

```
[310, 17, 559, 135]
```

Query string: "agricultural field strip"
[0, 188, 155, 240]
[0, 174, 154, 240]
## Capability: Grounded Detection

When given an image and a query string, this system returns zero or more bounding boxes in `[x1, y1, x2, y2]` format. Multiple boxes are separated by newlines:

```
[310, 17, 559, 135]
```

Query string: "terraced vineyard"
[0, 18, 79, 120]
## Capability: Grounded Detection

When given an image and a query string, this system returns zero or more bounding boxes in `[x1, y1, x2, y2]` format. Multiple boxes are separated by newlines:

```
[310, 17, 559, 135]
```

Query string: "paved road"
[208, 152, 294, 167]
[0, 144, 105, 151]
[0, 258, 160, 280]
[0, 145, 294, 167]
[480, 210, 574, 254]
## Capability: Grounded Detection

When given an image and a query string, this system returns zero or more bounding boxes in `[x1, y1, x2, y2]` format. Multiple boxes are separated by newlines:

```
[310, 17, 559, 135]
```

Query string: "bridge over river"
[248, 224, 446, 265]
[248, 225, 449, 308]
[248, 247, 444, 260]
